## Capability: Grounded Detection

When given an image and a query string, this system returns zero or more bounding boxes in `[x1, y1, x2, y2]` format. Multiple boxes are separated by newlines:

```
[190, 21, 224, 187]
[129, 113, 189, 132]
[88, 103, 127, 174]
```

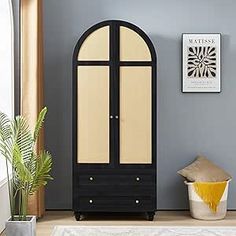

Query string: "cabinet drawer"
[78, 185, 155, 196]
[78, 196, 155, 212]
[78, 174, 155, 186]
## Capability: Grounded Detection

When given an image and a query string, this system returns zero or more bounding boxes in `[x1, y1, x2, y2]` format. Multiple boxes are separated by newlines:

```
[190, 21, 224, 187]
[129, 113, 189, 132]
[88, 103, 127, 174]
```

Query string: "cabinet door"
[74, 21, 156, 166]
[77, 66, 110, 163]
[119, 67, 152, 164]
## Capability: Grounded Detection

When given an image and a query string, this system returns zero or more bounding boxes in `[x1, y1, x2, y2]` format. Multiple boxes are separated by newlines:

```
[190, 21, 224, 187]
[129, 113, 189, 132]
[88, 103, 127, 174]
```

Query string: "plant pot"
[185, 180, 231, 220]
[5, 216, 36, 236]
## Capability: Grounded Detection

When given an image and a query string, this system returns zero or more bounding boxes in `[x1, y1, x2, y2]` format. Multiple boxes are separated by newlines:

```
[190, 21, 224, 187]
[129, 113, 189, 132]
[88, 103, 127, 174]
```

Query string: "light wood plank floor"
[1, 211, 236, 236]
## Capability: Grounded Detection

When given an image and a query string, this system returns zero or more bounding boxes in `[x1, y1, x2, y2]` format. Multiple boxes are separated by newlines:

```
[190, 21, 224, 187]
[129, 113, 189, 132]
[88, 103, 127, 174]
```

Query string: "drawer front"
[78, 185, 155, 196]
[78, 196, 155, 212]
[78, 174, 155, 186]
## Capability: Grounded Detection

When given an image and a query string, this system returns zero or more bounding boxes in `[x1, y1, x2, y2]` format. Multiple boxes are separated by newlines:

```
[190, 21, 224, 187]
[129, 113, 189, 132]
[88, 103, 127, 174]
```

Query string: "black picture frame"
[182, 33, 221, 93]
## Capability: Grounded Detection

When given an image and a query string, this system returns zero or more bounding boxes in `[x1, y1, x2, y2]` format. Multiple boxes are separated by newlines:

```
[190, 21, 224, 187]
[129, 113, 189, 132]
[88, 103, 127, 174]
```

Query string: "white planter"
[5, 216, 36, 236]
[185, 180, 230, 220]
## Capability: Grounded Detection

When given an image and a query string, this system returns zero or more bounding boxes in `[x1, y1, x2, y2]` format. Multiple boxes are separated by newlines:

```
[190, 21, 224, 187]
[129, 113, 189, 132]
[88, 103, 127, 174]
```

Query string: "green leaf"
[0, 112, 13, 162]
[13, 143, 32, 186]
[13, 116, 33, 166]
[33, 107, 47, 142]
[0, 112, 11, 141]
[29, 151, 53, 194]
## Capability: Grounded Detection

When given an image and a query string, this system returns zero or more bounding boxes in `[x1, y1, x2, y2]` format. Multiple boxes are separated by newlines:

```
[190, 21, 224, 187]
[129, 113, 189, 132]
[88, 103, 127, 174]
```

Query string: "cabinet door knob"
[135, 200, 140, 204]
[115, 116, 119, 119]
[89, 177, 93, 181]
[89, 199, 93, 204]
[136, 177, 140, 181]
[110, 115, 113, 119]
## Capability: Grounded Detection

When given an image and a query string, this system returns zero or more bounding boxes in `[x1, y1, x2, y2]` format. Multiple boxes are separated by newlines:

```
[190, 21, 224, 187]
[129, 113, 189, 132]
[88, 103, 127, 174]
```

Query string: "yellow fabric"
[21, 0, 44, 217]
[193, 181, 227, 213]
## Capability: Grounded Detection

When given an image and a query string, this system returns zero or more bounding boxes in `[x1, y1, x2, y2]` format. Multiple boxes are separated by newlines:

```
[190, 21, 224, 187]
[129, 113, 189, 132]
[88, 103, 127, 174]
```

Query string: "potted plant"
[0, 107, 52, 236]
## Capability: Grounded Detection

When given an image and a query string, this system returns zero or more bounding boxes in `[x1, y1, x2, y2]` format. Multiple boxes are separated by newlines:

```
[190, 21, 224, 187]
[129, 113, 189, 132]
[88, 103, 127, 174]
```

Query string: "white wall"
[0, 0, 14, 232]
[0, 0, 14, 181]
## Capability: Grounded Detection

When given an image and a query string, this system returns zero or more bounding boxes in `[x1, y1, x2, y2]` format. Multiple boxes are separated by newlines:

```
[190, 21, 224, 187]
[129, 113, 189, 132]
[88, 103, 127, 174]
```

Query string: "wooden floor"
[1, 211, 236, 236]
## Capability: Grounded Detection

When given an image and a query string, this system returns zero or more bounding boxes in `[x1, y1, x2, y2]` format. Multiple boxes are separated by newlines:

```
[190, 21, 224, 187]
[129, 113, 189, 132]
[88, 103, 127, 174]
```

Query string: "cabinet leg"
[147, 211, 155, 221]
[74, 212, 82, 221]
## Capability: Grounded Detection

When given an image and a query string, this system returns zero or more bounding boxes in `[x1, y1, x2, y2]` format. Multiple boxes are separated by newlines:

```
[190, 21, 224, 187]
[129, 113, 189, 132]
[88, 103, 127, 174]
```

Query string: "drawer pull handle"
[89, 199, 93, 204]
[89, 177, 94, 181]
[136, 177, 140, 181]
[135, 200, 140, 204]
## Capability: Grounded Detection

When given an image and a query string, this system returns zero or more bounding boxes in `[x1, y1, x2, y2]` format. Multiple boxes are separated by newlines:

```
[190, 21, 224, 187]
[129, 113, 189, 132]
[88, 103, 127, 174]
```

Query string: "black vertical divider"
[113, 22, 120, 166]
[109, 22, 115, 167]
[152, 63, 157, 200]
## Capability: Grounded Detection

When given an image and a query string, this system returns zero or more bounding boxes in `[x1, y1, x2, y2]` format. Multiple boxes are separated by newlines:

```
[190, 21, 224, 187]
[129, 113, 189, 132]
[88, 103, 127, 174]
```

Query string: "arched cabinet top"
[73, 20, 156, 62]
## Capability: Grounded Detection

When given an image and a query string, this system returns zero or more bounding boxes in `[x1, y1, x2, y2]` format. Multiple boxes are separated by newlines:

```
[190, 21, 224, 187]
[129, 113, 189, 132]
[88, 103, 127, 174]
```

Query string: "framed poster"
[182, 33, 221, 93]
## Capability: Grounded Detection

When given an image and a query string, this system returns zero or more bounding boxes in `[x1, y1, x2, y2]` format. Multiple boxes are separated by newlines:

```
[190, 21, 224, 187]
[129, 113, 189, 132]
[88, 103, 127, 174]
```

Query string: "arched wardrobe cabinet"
[73, 20, 157, 221]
